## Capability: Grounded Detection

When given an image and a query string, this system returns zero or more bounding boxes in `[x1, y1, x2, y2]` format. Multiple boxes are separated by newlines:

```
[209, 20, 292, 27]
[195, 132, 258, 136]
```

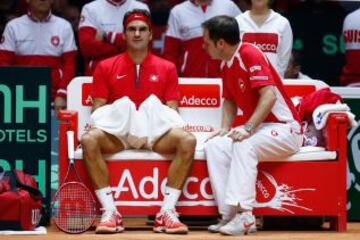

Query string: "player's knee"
[204, 136, 222, 153]
[80, 130, 99, 150]
[178, 132, 197, 154]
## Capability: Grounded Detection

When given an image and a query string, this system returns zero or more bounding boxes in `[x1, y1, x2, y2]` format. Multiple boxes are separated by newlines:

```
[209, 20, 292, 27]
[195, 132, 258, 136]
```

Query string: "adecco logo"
[242, 32, 279, 53]
[179, 84, 220, 108]
[82, 83, 93, 106]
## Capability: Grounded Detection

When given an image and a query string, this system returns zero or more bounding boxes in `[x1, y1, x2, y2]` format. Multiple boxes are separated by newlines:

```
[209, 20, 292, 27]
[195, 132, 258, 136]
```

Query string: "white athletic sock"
[95, 186, 116, 211]
[161, 186, 181, 210]
[222, 205, 237, 221]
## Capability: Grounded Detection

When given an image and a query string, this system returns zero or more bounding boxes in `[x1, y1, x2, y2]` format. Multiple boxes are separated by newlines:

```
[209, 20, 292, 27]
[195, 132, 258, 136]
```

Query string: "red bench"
[58, 77, 348, 231]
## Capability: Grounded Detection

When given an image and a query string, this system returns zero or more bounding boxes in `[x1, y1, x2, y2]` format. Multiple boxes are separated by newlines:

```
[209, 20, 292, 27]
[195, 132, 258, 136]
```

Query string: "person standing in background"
[340, 7, 360, 87]
[236, 0, 292, 78]
[78, 0, 149, 75]
[0, 0, 77, 111]
[163, 0, 241, 78]
[284, 50, 311, 80]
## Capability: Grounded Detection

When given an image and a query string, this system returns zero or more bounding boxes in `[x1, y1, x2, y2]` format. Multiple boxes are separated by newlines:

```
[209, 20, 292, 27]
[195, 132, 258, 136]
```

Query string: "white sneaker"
[153, 209, 188, 234]
[219, 212, 257, 236]
[208, 219, 230, 233]
[95, 209, 124, 234]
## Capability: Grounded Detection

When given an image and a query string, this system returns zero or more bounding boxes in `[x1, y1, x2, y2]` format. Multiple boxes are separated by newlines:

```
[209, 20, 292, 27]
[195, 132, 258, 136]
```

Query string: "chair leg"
[330, 216, 347, 232]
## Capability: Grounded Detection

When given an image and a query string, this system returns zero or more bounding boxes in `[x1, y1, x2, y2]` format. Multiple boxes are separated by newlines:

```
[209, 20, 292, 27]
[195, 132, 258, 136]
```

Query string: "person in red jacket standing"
[340, 7, 360, 87]
[163, 0, 241, 77]
[78, 0, 149, 76]
[0, 0, 77, 111]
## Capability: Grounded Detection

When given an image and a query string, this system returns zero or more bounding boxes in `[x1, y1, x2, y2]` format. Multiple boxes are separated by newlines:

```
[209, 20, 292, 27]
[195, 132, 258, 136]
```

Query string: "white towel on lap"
[129, 95, 185, 149]
[89, 95, 185, 149]
[90, 96, 135, 138]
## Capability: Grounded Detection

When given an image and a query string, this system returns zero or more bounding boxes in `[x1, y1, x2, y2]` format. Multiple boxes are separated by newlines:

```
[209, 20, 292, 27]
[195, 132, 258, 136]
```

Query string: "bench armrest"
[324, 112, 349, 152]
[58, 110, 79, 147]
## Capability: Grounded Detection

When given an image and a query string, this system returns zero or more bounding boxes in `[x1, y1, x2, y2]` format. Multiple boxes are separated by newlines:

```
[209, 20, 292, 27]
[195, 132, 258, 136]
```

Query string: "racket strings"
[53, 182, 96, 233]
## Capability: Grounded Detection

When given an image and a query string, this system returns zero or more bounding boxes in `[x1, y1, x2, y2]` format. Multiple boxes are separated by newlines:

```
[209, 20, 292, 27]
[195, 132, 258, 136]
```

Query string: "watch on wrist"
[244, 122, 254, 135]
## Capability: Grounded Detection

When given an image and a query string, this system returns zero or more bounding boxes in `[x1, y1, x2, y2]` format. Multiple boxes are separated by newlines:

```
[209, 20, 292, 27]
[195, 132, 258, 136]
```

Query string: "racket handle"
[67, 130, 75, 163]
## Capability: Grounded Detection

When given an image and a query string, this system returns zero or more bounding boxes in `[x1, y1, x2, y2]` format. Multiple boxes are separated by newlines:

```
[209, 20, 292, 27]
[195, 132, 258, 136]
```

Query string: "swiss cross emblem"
[149, 74, 159, 82]
[179, 26, 189, 35]
[85, 94, 93, 105]
[238, 78, 246, 92]
[271, 129, 278, 137]
[51, 36, 60, 47]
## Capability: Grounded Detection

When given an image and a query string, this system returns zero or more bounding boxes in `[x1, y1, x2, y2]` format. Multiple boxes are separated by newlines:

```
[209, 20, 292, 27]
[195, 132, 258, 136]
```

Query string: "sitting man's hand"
[227, 126, 250, 142]
[205, 128, 229, 142]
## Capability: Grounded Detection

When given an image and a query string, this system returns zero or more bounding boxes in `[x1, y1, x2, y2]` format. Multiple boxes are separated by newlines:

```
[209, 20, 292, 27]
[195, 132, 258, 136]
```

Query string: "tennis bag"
[0, 169, 44, 230]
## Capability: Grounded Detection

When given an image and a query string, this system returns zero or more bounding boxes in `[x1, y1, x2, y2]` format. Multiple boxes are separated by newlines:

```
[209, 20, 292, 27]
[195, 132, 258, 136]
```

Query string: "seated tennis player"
[80, 9, 196, 234]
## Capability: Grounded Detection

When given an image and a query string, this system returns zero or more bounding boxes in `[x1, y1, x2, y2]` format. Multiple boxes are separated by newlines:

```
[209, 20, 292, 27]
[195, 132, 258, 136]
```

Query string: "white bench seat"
[75, 145, 336, 162]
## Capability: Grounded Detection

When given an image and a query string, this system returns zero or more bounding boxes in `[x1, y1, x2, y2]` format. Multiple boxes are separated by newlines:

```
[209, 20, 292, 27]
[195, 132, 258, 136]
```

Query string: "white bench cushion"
[74, 145, 336, 162]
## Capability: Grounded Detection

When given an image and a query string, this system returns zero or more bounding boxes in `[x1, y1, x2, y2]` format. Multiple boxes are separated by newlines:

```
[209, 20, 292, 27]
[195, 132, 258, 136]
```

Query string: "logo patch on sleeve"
[250, 76, 269, 81]
[249, 65, 262, 72]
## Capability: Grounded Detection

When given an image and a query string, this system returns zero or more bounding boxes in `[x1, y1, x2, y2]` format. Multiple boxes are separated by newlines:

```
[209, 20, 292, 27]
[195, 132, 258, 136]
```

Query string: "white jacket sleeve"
[0, 22, 16, 52]
[165, 8, 181, 39]
[278, 19, 293, 77]
[229, 1, 242, 17]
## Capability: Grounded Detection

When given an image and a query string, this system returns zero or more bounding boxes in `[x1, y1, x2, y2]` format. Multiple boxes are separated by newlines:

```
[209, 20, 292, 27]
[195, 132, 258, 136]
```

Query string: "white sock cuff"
[165, 186, 181, 195]
[95, 186, 116, 211]
[161, 186, 182, 210]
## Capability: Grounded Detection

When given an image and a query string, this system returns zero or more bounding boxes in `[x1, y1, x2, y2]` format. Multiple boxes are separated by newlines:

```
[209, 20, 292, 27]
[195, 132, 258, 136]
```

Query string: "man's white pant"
[90, 95, 185, 149]
[204, 123, 303, 218]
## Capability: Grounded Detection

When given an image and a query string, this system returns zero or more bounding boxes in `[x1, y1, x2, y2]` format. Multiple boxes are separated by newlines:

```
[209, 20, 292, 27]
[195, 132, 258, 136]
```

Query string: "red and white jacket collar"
[27, 10, 52, 22]
[190, 0, 213, 7]
[106, 0, 126, 7]
[223, 43, 242, 69]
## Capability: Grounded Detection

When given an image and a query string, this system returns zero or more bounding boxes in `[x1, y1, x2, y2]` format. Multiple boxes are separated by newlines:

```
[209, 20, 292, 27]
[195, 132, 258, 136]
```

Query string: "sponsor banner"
[179, 84, 220, 108]
[242, 33, 279, 53]
[0, 67, 51, 221]
[81, 83, 222, 108]
[69, 159, 337, 216]
[81, 83, 93, 106]
[183, 124, 214, 132]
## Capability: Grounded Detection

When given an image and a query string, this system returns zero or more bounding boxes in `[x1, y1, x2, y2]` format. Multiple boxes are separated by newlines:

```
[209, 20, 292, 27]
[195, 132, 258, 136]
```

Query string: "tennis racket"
[52, 130, 96, 233]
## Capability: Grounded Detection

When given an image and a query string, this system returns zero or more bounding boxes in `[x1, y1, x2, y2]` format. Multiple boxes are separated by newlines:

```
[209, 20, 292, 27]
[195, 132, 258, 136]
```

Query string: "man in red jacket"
[78, 0, 149, 76]
[202, 16, 303, 235]
[0, 0, 77, 111]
